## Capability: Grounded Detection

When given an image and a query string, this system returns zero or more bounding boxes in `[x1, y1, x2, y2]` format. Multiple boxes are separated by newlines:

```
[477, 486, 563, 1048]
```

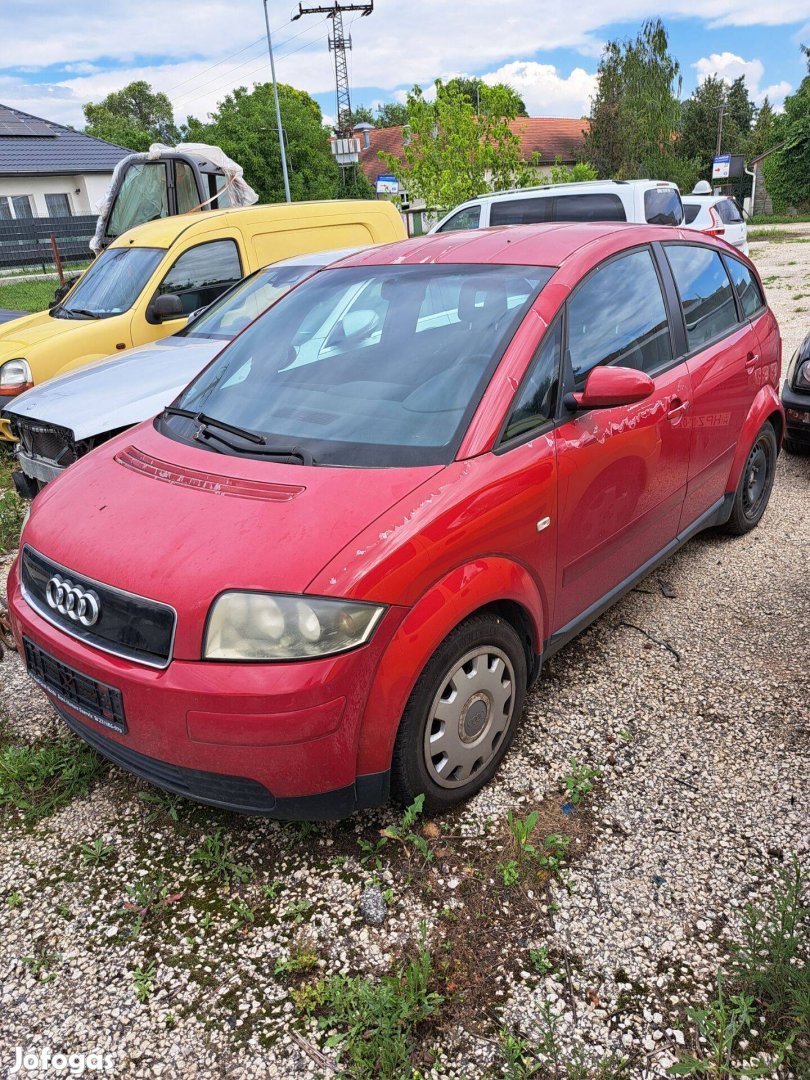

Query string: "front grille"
[24, 637, 127, 733]
[15, 418, 77, 466]
[20, 545, 176, 669]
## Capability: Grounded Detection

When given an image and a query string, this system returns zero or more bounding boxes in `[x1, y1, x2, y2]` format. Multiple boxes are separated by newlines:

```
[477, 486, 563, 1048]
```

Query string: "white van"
[431, 179, 684, 233]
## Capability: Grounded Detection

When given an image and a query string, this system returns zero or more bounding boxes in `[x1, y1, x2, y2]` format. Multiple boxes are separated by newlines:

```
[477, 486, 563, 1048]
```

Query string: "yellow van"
[0, 200, 405, 437]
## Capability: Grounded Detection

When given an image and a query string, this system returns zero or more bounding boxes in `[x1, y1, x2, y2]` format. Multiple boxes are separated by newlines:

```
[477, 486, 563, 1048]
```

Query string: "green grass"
[296, 940, 444, 1079]
[749, 213, 810, 225]
[0, 737, 106, 824]
[0, 279, 58, 313]
[748, 228, 810, 244]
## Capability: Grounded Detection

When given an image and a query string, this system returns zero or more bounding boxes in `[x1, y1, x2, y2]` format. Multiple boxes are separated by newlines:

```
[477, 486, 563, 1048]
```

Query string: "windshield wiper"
[64, 307, 102, 319]
[162, 406, 315, 465]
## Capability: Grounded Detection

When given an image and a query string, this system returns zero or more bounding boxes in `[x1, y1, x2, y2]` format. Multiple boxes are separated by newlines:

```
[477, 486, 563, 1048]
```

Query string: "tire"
[722, 421, 778, 536]
[784, 435, 810, 456]
[391, 613, 528, 813]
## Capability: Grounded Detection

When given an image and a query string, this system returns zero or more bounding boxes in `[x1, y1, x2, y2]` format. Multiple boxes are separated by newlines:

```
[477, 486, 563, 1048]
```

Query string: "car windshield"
[165, 263, 553, 467]
[181, 262, 320, 341]
[55, 246, 164, 319]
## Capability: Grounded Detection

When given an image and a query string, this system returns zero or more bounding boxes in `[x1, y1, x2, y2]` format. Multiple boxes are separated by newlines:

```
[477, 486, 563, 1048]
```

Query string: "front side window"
[665, 245, 738, 350]
[184, 262, 320, 340]
[568, 248, 673, 385]
[553, 193, 626, 222]
[155, 240, 242, 316]
[168, 263, 554, 467]
[436, 205, 481, 233]
[644, 187, 683, 226]
[45, 193, 71, 217]
[726, 257, 765, 319]
[503, 319, 561, 442]
[490, 197, 551, 227]
[56, 245, 164, 318]
[107, 162, 168, 239]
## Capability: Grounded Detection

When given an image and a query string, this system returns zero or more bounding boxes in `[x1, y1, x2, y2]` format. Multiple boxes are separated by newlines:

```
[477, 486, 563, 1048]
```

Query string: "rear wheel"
[783, 434, 809, 456]
[723, 422, 778, 535]
[391, 613, 527, 812]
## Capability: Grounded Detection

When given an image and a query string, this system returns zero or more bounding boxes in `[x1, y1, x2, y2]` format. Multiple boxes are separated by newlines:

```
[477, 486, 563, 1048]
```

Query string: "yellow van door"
[248, 222, 380, 268]
[131, 235, 246, 346]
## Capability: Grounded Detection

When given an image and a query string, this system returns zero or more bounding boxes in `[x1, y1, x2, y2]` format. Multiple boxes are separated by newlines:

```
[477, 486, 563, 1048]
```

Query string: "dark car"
[782, 331, 810, 453]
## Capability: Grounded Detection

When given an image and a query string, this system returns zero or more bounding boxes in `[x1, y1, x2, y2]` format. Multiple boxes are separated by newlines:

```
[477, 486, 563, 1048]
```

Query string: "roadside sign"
[712, 155, 731, 180]
[376, 174, 399, 195]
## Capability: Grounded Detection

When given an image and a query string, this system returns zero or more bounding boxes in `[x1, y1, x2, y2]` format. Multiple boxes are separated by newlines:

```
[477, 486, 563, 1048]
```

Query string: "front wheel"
[722, 421, 778, 536]
[391, 613, 527, 813]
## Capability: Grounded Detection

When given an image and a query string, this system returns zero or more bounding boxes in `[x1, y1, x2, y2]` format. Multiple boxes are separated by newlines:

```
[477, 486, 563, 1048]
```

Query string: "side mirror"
[149, 293, 184, 323]
[564, 366, 654, 411]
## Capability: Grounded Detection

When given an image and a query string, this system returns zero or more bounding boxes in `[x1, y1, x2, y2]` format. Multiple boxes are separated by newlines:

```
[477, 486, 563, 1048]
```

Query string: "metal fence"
[0, 214, 96, 272]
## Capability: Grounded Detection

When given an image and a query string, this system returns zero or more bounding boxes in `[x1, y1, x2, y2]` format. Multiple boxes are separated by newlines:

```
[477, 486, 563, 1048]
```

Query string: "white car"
[431, 179, 684, 233]
[682, 195, 748, 255]
[2, 247, 365, 496]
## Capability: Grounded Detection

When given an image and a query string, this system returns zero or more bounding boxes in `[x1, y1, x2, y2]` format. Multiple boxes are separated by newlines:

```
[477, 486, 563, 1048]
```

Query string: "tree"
[760, 68, 810, 212]
[185, 82, 371, 203]
[585, 19, 691, 184]
[444, 77, 528, 117]
[747, 97, 778, 159]
[726, 76, 755, 140]
[374, 102, 408, 128]
[347, 105, 375, 127]
[549, 157, 598, 184]
[379, 79, 537, 210]
[83, 81, 179, 151]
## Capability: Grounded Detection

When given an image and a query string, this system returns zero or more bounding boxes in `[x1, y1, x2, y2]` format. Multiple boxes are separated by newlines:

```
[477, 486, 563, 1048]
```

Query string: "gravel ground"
[0, 233, 808, 1079]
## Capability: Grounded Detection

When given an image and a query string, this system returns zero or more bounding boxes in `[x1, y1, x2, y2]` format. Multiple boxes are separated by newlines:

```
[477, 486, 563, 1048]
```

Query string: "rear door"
[551, 245, 692, 632]
[662, 242, 759, 526]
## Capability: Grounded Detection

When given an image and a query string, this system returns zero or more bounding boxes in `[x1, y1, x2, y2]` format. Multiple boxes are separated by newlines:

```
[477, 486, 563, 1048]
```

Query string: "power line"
[162, 37, 267, 95]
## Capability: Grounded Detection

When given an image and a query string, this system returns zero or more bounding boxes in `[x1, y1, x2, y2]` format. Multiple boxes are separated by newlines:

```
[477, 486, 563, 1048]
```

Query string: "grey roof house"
[0, 104, 132, 220]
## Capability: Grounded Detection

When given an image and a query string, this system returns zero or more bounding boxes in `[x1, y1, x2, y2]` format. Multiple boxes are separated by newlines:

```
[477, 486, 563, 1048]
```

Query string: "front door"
[552, 246, 691, 633]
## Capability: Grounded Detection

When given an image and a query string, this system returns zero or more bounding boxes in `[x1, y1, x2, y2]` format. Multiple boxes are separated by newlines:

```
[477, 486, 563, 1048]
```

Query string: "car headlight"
[203, 592, 386, 661]
[0, 358, 32, 396]
[794, 358, 810, 391]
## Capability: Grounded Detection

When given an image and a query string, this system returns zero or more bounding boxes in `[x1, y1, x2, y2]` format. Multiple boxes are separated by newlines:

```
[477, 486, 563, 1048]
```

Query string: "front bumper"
[782, 379, 810, 447]
[16, 448, 65, 486]
[7, 559, 404, 819]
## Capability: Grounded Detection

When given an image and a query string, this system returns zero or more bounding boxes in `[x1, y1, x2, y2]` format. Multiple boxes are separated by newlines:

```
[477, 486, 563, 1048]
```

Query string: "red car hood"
[22, 422, 442, 659]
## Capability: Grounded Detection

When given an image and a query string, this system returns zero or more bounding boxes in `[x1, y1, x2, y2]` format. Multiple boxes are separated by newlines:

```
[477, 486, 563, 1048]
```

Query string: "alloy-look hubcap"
[424, 646, 515, 789]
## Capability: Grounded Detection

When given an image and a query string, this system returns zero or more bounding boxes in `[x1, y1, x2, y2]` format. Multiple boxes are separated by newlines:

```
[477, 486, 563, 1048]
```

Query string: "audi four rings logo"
[45, 575, 101, 627]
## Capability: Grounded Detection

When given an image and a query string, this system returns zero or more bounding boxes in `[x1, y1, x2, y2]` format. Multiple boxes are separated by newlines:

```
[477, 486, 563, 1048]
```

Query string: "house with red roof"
[356, 117, 590, 190]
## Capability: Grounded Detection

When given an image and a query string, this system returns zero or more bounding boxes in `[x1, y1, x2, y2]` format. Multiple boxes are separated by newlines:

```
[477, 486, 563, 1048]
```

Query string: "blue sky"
[0, 1, 807, 131]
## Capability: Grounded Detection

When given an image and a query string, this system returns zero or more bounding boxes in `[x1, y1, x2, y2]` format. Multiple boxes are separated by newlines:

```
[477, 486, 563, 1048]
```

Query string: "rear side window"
[503, 319, 562, 441]
[716, 199, 743, 225]
[683, 203, 702, 225]
[645, 187, 683, 226]
[726, 257, 765, 318]
[436, 205, 481, 232]
[553, 193, 626, 222]
[665, 245, 738, 349]
[568, 248, 673, 385]
[156, 239, 243, 316]
[490, 197, 552, 226]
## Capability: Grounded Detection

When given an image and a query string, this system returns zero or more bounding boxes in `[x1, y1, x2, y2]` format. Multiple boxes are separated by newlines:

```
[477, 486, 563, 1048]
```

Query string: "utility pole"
[262, 0, 291, 202]
[292, 1, 373, 136]
[715, 105, 725, 157]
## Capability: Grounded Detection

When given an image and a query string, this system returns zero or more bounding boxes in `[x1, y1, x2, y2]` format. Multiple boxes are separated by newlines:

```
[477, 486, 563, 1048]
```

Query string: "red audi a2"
[8, 224, 782, 819]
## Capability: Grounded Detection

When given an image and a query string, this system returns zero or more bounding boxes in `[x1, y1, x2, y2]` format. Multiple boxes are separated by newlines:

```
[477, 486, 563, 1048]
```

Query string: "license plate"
[22, 637, 127, 733]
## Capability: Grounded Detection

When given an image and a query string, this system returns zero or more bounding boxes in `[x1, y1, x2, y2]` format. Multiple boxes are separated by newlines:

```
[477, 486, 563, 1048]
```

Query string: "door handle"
[667, 396, 689, 420]
[745, 350, 759, 373]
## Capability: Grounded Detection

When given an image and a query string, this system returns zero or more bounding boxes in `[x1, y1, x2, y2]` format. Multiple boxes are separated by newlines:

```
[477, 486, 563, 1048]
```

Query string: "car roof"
[336, 222, 683, 270]
[682, 194, 733, 204]
[472, 178, 677, 200]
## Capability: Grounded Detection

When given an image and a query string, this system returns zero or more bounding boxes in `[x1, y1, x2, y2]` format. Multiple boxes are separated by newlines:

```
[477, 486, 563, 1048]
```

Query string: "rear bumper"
[782, 380, 810, 446]
[7, 558, 405, 819]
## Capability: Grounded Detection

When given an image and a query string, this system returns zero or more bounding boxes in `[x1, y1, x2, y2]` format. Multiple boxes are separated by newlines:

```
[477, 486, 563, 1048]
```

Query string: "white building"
[0, 104, 132, 220]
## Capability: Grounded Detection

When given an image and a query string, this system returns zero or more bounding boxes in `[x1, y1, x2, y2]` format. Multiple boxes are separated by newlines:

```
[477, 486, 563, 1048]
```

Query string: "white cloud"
[482, 62, 596, 117]
[0, 0, 803, 128]
[693, 51, 792, 106]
